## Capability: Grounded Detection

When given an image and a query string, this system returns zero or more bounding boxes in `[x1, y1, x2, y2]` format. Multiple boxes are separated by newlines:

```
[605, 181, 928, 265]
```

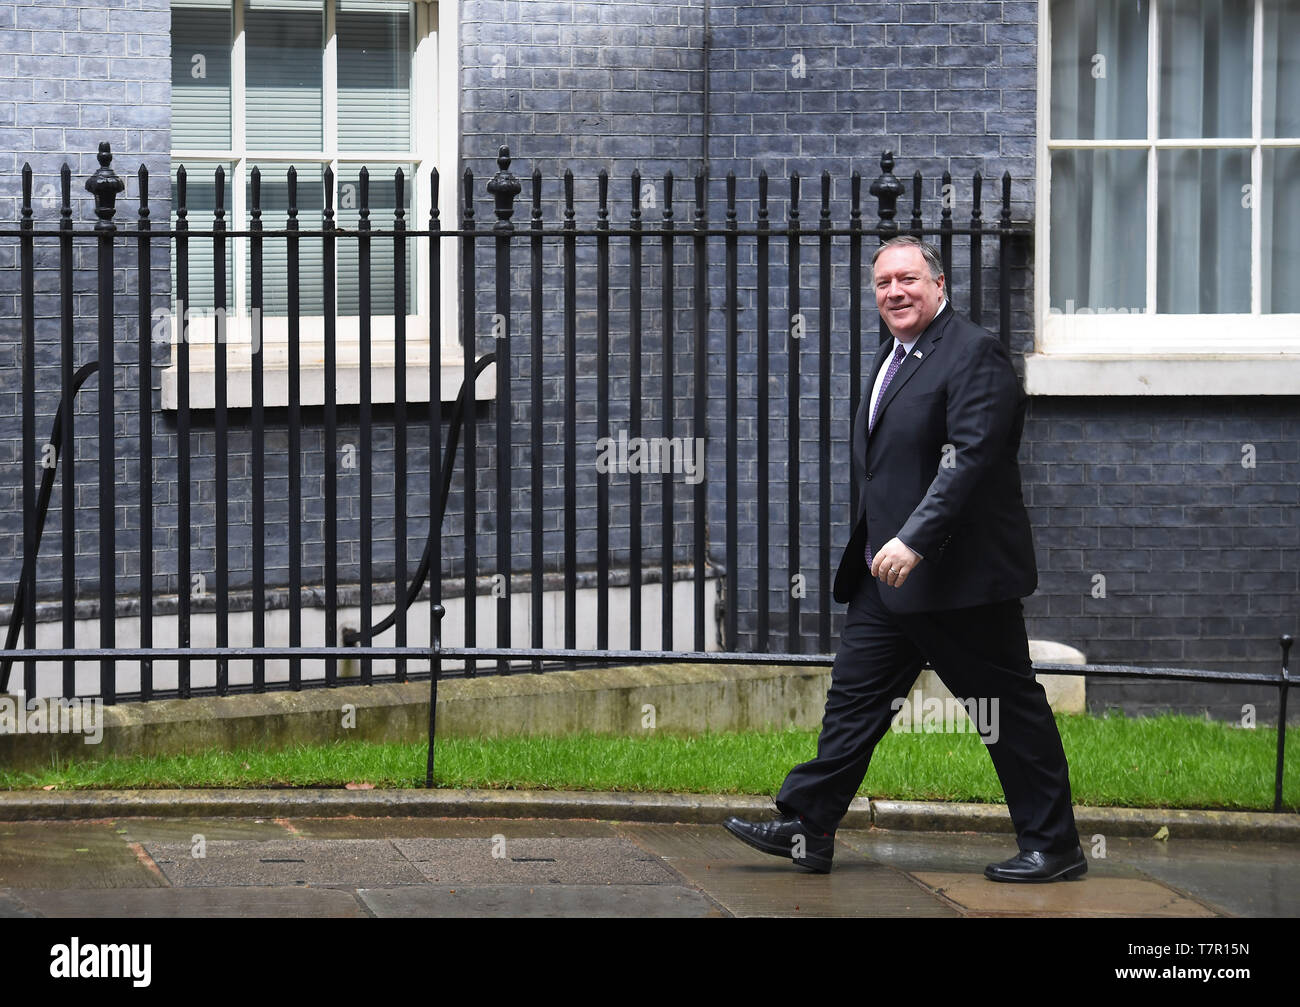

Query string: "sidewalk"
[1, 790, 1295, 917]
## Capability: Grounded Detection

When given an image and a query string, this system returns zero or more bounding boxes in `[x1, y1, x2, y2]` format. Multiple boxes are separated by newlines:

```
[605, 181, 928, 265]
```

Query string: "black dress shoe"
[984, 846, 1087, 883]
[722, 814, 834, 873]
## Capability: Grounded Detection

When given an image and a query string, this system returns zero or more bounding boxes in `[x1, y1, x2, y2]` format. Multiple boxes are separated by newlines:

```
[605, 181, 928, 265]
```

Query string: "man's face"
[873, 245, 945, 343]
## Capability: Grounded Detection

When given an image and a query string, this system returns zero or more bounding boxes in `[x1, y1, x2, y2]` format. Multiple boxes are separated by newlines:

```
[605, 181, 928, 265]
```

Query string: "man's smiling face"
[873, 244, 946, 343]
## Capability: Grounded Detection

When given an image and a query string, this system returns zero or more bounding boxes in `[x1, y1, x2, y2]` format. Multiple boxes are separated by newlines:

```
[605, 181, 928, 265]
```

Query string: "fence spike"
[868, 150, 902, 235]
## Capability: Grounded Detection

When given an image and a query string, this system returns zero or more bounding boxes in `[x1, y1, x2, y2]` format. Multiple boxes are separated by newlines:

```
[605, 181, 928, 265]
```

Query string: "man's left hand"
[871, 538, 921, 588]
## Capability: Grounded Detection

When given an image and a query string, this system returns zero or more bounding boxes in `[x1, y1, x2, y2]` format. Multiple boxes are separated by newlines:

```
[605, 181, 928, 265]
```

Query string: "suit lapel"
[868, 303, 952, 440]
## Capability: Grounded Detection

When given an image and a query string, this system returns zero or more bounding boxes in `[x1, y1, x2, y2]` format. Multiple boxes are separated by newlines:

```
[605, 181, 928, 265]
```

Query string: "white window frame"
[1028, 0, 1300, 395]
[162, 0, 479, 409]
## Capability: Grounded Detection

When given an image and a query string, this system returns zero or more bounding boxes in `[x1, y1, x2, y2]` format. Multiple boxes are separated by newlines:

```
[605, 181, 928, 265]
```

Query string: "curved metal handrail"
[1, 360, 100, 692]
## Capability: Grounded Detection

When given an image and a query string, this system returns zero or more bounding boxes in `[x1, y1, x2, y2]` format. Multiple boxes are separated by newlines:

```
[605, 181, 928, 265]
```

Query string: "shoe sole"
[983, 862, 1088, 883]
[722, 820, 833, 874]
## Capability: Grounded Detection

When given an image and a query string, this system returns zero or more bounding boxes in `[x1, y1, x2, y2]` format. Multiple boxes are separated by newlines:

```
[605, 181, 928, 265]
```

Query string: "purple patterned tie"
[865, 343, 909, 565]
[870, 343, 909, 433]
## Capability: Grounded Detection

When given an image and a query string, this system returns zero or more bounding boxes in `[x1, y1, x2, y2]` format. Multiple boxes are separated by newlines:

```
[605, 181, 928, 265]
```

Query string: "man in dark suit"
[724, 236, 1085, 883]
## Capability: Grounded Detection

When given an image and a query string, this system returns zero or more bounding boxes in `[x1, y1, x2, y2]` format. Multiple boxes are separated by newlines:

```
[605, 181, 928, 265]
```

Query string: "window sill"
[160, 357, 495, 410]
[1023, 353, 1300, 396]
[157, 314, 494, 410]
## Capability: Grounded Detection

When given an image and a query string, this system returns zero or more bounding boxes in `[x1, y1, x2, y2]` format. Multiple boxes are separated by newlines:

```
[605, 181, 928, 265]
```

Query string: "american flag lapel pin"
[913, 350, 923, 359]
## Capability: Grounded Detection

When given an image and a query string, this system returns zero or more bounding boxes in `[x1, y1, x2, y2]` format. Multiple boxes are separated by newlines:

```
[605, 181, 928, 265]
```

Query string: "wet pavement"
[1, 815, 1294, 918]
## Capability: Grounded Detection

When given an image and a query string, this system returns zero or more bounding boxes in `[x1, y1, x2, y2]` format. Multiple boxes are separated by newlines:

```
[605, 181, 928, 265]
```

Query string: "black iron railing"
[0, 142, 1292, 806]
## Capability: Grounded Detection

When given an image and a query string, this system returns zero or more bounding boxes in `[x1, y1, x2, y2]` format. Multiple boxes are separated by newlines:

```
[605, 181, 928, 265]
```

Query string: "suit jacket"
[831, 302, 1037, 612]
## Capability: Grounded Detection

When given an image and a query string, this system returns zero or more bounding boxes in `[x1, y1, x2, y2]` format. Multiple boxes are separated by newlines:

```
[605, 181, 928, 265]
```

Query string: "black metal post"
[393, 168, 408, 682]
[629, 170, 644, 651]
[86, 142, 124, 704]
[250, 167, 265, 691]
[1276, 634, 1293, 813]
[693, 168, 708, 652]
[461, 167, 477, 676]
[136, 166, 153, 700]
[563, 169, 576, 666]
[19, 163, 35, 698]
[597, 168, 610, 651]
[287, 167, 302, 690]
[757, 170, 770, 651]
[817, 170, 832, 652]
[487, 146, 519, 673]
[529, 168, 544, 671]
[787, 172, 801, 653]
[724, 171, 738, 651]
[213, 165, 228, 696]
[359, 167, 373, 684]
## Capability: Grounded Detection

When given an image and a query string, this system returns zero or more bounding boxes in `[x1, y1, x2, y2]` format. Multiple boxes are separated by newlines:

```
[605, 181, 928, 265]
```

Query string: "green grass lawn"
[2, 712, 1295, 811]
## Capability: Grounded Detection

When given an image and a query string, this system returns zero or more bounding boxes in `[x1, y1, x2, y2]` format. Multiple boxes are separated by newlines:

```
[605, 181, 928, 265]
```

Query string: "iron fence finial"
[487, 144, 521, 230]
[869, 150, 904, 235]
[85, 141, 124, 229]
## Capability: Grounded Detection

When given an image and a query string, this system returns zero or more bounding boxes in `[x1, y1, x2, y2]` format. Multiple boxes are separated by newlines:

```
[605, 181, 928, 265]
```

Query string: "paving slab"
[912, 872, 1219, 917]
[620, 823, 957, 917]
[143, 839, 428, 888]
[0, 889, 39, 918]
[1094, 837, 1300, 918]
[0, 822, 166, 890]
[357, 884, 726, 918]
[838, 829, 1145, 880]
[668, 858, 959, 917]
[13, 887, 369, 918]
[392, 837, 680, 885]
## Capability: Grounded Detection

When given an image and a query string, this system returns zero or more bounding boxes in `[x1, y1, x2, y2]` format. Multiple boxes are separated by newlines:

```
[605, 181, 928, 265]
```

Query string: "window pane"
[338, 0, 413, 151]
[1263, 149, 1300, 313]
[246, 163, 326, 317]
[171, 2, 232, 150]
[1263, 0, 1300, 137]
[1050, 0, 1148, 140]
[246, 0, 324, 150]
[1157, 148, 1251, 313]
[171, 163, 235, 320]
[1159, 0, 1253, 139]
[1050, 149, 1147, 311]
[335, 164, 415, 316]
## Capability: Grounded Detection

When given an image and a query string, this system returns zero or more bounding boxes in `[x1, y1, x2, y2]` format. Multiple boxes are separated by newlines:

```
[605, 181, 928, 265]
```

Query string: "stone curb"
[0, 789, 1295, 841]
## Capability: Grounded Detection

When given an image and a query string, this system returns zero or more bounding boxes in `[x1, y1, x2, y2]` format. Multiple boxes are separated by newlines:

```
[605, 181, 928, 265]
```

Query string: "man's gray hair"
[870, 235, 944, 281]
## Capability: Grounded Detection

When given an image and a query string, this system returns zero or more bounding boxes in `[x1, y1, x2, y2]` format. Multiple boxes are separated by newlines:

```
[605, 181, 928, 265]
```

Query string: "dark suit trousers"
[776, 575, 1080, 854]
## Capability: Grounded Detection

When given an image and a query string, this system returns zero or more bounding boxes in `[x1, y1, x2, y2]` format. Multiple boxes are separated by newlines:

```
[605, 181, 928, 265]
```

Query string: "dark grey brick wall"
[1, 1, 1295, 719]
[456, 0, 1038, 655]
[1023, 399, 1300, 719]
